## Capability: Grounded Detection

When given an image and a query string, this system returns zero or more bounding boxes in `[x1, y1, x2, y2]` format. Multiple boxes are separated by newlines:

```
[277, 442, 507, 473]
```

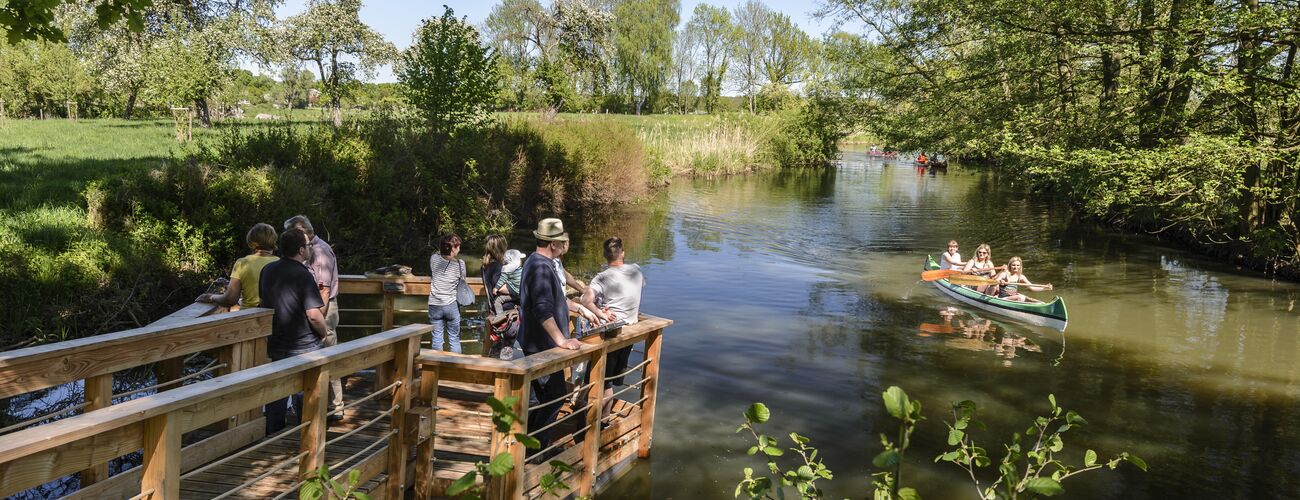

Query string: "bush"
[398, 6, 500, 132]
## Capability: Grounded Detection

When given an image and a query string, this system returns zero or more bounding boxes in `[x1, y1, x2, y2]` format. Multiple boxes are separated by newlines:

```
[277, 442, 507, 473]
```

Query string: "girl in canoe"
[961, 243, 1000, 294]
[939, 240, 964, 270]
[993, 256, 1054, 303]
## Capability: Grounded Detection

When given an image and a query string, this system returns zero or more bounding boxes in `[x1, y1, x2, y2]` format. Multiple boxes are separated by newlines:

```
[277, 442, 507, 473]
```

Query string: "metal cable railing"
[181, 420, 312, 480]
[115, 360, 226, 400]
[329, 380, 400, 417]
[604, 358, 651, 382]
[526, 402, 592, 439]
[525, 424, 592, 462]
[325, 405, 398, 447]
[529, 381, 595, 413]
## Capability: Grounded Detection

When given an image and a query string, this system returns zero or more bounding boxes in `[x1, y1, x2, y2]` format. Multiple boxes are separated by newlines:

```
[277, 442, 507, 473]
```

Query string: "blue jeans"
[265, 341, 322, 434]
[428, 303, 462, 353]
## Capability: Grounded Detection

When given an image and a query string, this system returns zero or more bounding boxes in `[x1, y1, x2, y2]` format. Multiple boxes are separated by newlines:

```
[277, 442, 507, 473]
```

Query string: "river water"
[544, 146, 1300, 499]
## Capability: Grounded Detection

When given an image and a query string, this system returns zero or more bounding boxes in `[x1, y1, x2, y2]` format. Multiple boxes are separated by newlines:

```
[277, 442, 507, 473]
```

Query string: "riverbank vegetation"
[824, 0, 1300, 278]
[0, 1, 854, 346]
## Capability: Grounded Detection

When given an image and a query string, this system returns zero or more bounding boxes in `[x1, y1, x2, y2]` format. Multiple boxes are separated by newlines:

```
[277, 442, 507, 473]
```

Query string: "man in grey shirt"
[580, 237, 644, 417]
[285, 215, 343, 421]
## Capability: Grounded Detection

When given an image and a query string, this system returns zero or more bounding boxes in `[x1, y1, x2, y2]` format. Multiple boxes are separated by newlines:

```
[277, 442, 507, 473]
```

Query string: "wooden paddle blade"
[919, 323, 957, 334]
[945, 274, 998, 286]
[921, 269, 965, 281]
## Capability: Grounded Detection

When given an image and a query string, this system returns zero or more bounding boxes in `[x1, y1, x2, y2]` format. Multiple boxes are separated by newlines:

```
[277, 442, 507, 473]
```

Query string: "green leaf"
[348, 468, 360, 486]
[1065, 411, 1088, 426]
[1048, 394, 1057, 409]
[354, 493, 372, 500]
[762, 446, 784, 457]
[548, 459, 574, 472]
[447, 470, 478, 496]
[745, 403, 771, 424]
[797, 465, 816, 480]
[937, 451, 961, 462]
[955, 419, 968, 430]
[898, 487, 922, 500]
[883, 386, 910, 419]
[515, 432, 541, 449]
[1125, 454, 1149, 471]
[486, 452, 515, 476]
[1024, 477, 1065, 496]
[747, 446, 759, 456]
[1084, 449, 1097, 466]
[873, 450, 900, 469]
[299, 479, 324, 500]
[954, 400, 977, 419]
[947, 428, 965, 446]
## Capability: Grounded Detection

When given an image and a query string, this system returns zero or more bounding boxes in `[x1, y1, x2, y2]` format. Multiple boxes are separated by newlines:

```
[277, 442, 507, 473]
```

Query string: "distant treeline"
[823, 0, 1300, 276]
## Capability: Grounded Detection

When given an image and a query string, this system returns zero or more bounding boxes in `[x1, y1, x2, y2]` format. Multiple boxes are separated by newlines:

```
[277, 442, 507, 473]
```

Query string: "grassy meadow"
[0, 110, 814, 345]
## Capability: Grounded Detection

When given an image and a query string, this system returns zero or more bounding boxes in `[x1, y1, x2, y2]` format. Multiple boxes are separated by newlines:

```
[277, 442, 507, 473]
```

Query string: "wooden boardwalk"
[0, 276, 668, 500]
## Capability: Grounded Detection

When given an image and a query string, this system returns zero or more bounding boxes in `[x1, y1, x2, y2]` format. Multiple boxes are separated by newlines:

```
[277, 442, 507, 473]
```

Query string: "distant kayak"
[924, 256, 1068, 331]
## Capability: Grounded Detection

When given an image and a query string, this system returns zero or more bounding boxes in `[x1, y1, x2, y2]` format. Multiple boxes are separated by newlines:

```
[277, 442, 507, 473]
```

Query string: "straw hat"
[533, 218, 569, 241]
[501, 249, 525, 273]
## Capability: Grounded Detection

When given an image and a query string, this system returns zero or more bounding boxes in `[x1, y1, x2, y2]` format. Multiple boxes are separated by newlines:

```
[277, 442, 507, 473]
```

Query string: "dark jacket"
[519, 252, 568, 354]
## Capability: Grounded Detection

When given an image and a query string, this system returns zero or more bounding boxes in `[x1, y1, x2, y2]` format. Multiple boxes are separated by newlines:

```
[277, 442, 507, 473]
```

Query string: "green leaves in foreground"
[448, 396, 572, 499]
[735, 403, 833, 499]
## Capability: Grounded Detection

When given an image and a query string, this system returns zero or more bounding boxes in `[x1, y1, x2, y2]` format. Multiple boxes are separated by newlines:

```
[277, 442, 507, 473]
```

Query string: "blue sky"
[253, 0, 850, 83]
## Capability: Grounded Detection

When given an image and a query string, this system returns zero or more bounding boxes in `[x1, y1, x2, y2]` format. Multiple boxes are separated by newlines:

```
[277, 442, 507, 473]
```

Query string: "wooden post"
[637, 329, 663, 458]
[578, 346, 607, 496]
[489, 374, 528, 500]
[140, 412, 182, 500]
[386, 337, 416, 498]
[414, 366, 439, 499]
[78, 373, 113, 486]
[299, 366, 330, 479]
[377, 294, 397, 388]
[157, 357, 184, 393]
[214, 344, 242, 431]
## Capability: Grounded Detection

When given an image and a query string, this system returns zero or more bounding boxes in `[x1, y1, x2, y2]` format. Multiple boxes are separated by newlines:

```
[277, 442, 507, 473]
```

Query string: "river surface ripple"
[554, 146, 1300, 499]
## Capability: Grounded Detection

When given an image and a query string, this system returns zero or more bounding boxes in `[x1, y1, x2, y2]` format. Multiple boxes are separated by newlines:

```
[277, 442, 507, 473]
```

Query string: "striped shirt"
[428, 255, 466, 306]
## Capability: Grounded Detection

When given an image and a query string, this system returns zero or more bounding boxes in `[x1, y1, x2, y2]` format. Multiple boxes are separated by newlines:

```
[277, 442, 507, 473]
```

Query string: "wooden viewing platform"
[0, 275, 672, 499]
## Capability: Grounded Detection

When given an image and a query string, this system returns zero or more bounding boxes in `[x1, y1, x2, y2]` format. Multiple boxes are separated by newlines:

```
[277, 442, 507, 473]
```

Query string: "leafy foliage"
[448, 396, 572, 499]
[282, 0, 396, 126]
[736, 388, 1144, 499]
[398, 7, 500, 133]
[300, 466, 372, 500]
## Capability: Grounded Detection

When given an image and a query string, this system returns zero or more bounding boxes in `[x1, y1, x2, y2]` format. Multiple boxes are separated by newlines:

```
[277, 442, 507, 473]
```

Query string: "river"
[544, 146, 1300, 499]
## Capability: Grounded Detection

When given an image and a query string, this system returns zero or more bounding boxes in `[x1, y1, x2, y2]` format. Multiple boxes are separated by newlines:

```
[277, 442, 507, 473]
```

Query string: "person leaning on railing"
[518, 218, 599, 452]
[579, 236, 645, 420]
[258, 227, 330, 434]
[197, 223, 279, 309]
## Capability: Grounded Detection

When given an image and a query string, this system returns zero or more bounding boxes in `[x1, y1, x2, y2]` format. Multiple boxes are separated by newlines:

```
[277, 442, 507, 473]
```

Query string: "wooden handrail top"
[0, 309, 272, 399]
[148, 302, 228, 327]
[415, 314, 674, 378]
[339, 275, 486, 296]
[0, 323, 430, 465]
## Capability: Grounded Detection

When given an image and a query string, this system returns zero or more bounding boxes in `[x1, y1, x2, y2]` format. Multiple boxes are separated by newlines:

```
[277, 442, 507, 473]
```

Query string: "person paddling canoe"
[992, 256, 1053, 303]
[961, 243, 1001, 294]
[939, 240, 965, 270]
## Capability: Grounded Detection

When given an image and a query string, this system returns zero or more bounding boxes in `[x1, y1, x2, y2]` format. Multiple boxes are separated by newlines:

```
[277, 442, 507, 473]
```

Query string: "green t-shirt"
[232, 254, 279, 307]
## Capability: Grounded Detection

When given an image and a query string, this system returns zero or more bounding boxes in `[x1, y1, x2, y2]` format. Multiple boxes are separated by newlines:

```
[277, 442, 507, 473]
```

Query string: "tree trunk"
[1235, 0, 1263, 245]
[122, 89, 138, 120]
[331, 94, 342, 127]
[1137, 0, 1156, 146]
[193, 98, 212, 127]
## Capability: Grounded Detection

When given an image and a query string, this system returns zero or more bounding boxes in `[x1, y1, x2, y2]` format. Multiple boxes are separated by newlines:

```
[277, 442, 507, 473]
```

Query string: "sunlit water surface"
[552, 147, 1300, 499]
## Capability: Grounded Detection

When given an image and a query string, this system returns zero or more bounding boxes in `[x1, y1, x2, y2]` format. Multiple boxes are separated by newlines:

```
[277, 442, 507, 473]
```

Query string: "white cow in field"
[254, 113, 282, 120]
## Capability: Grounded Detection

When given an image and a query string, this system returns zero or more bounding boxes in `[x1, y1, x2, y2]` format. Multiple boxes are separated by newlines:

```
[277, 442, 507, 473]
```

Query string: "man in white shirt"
[580, 237, 644, 417]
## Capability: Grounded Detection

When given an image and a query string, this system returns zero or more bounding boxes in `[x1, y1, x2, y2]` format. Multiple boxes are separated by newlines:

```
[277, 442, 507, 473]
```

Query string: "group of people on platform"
[196, 216, 343, 434]
[201, 215, 644, 454]
[939, 240, 1053, 303]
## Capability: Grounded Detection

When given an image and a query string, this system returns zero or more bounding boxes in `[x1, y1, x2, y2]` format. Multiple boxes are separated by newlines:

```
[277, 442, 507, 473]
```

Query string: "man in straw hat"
[519, 217, 598, 451]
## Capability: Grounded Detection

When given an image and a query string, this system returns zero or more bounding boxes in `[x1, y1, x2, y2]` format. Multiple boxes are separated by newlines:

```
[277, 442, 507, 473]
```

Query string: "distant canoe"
[923, 256, 1068, 331]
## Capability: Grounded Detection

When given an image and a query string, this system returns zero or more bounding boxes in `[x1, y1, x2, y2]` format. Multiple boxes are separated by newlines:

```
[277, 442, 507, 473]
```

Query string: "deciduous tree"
[283, 0, 396, 126]
[397, 6, 500, 133]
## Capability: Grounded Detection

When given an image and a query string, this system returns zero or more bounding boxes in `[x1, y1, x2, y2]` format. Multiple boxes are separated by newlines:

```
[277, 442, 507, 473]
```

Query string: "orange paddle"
[919, 323, 957, 334]
[945, 275, 999, 286]
[920, 269, 965, 281]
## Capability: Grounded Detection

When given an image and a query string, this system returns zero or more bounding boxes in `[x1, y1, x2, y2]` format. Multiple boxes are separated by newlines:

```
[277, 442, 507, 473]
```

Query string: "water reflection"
[917, 307, 1043, 367]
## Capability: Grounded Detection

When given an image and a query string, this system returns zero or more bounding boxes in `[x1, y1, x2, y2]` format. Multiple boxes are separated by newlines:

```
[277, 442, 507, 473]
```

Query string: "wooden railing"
[416, 314, 671, 499]
[0, 306, 271, 492]
[336, 274, 486, 334]
[0, 323, 431, 500]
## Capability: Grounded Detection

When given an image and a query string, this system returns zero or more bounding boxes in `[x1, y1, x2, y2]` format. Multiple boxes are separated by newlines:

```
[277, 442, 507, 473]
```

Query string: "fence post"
[386, 337, 416, 498]
[156, 357, 184, 393]
[299, 366, 330, 478]
[490, 374, 528, 500]
[78, 373, 113, 486]
[414, 364, 439, 499]
[578, 345, 607, 496]
[638, 329, 663, 458]
[141, 412, 182, 500]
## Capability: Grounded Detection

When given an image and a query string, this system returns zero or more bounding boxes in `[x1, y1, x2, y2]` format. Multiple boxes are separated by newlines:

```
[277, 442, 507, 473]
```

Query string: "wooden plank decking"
[174, 371, 644, 499]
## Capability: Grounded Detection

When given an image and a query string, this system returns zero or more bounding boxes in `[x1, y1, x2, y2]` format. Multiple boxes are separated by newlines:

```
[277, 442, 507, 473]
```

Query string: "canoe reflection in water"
[918, 307, 1042, 366]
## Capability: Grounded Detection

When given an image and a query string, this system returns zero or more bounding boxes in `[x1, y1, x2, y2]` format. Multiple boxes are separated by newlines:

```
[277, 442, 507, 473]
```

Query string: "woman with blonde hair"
[993, 257, 1054, 303]
[197, 223, 279, 308]
[961, 243, 1000, 295]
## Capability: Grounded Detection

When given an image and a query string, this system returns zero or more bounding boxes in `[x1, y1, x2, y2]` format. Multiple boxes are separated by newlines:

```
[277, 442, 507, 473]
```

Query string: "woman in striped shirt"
[428, 234, 467, 353]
